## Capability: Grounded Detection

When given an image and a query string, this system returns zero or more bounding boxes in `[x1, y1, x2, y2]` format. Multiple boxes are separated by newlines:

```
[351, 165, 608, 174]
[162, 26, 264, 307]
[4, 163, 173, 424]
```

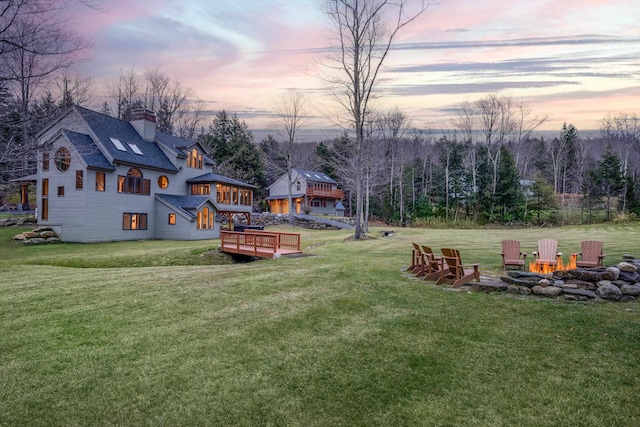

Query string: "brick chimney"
[130, 108, 156, 141]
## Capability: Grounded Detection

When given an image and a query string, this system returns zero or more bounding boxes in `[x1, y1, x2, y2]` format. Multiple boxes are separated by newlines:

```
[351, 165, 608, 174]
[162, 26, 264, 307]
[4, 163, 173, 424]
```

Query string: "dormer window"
[187, 148, 203, 169]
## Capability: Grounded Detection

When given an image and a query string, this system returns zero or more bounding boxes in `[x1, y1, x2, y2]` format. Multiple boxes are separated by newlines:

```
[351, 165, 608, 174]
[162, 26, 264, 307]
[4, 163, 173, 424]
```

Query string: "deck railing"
[243, 230, 301, 252]
[305, 188, 344, 199]
[220, 230, 301, 257]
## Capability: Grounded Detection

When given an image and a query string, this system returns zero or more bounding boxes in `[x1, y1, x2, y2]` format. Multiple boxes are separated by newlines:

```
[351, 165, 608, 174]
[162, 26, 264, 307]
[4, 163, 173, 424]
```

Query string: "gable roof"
[75, 106, 179, 173]
[64, 130, 116, 171]
[294, 169, 337, 184]
[155, 194, 212, 219]
[187, 172, 256, 189]
[155, 132, 214, 165]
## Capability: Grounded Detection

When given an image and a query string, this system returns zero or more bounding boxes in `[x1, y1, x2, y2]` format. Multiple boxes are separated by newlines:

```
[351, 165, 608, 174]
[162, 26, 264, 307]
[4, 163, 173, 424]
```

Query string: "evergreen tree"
[528, 172, 557, 223]
[596, 148, 624, 221]
[625, 174, 640, 217]
[201, 110, 265, 188]
[495, 145, 524, 221]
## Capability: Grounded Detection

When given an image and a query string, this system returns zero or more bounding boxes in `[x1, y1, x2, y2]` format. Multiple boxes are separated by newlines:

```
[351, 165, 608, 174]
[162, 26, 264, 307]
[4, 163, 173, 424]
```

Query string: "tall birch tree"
[322, 0, 431, 239]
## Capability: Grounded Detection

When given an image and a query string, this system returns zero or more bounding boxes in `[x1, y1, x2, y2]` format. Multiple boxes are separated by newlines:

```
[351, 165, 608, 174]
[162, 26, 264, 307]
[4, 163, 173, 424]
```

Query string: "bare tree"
[276, 90, 307, 226]
[511, 100, 547, 177]
[0, 0, 94, 181]
[322, 0, 431, 239]
[105, 67, 140, 120]
[174, 98, 207, 141]
[55, 70, 94, 108]
[104, 66, 194, 136]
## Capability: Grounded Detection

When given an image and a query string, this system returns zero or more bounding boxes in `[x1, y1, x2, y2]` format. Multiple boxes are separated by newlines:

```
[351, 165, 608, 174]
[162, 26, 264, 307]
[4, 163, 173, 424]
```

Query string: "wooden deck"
[220, 230, 301, 258]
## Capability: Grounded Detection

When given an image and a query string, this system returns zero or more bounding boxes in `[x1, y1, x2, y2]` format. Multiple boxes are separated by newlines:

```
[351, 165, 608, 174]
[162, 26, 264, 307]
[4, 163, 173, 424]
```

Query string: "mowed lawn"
[1, 224, 639, 426]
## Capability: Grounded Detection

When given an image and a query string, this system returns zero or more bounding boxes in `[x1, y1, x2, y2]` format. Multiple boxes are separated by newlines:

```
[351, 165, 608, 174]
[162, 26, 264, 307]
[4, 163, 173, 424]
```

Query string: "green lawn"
[1, 224, 639, 426]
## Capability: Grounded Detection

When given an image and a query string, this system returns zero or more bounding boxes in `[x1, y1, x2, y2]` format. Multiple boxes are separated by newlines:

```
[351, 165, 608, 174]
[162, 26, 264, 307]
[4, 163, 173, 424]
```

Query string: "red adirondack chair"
[574, 240, 606, 268]
[436, 248, 481, 288]
[421, 245, 446, 281]
[501, 240, 527, 270]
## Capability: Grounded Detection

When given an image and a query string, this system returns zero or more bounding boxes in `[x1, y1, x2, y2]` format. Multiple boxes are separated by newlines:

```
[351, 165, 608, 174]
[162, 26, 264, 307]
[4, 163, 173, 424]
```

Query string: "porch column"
[20, 182, 29, 210]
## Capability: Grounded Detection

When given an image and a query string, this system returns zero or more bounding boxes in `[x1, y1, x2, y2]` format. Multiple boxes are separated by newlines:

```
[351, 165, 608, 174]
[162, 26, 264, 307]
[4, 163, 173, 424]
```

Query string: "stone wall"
[477, 256, 640, 302]
[245, 213, 350, 230]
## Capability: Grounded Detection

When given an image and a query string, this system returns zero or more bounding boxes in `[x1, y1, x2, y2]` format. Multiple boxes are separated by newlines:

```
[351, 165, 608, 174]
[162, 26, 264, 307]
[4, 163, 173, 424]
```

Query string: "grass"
[1, 223, 639, 425]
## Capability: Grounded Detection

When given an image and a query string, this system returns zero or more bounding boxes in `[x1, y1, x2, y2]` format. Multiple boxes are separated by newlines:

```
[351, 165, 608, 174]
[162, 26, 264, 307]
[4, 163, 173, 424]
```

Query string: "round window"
[158, 175, 169, 189]
[54, 147, 71, 172]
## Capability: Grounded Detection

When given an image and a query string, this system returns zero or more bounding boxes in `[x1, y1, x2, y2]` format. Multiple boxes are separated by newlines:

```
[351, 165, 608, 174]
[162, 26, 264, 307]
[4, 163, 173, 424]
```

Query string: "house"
[34, 106, 255, 242]
[266, 169, 344, 216]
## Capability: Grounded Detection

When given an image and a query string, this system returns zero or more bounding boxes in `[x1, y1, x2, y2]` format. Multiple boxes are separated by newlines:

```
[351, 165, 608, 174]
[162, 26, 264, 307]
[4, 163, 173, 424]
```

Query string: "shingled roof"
[64, 130, 116, 171]
[186, 172, 256, 188]
[75, 106, 179, 173]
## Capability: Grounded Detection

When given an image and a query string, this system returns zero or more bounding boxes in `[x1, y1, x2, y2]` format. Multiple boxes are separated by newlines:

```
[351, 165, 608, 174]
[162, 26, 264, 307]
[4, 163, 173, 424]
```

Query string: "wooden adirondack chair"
[421, 245, 446, 281]
[501, 240, 527, 270]
[574, 240, 606, 268]
[408, 243, 423, 274]
[436, 248, 481, 288]
[532, 239, 562, 267]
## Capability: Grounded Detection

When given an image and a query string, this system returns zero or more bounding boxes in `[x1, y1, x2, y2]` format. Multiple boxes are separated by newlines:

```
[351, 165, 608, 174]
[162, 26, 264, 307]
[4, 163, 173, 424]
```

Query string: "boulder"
[500, 276, 542, 288]
[472, 283, 508, 293]
[620, 284, 640, 296]
[562, 288, 598, 299]
[39, 231, 57, 239]
[563, 280, 596, 290]
[617, 262, 638, 272]
[532, 285, 562, 297]
[22, 231, 38, 239]
[46, 237, 61, 243]
[507, 285, 532, 295]
[32, 227, 53, 233]
[618, 271, 640, 283]
[23, 237, 47, 245]
[605, 267, 620, 281]
[12, 233, 25, 240]
[596, 280, 612, 288]
[596, 283, 622, 301]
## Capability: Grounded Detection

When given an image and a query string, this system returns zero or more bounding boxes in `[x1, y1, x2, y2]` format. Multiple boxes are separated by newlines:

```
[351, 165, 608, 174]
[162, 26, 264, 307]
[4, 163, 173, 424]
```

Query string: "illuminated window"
[187, 148, 203, 169]
[75, 170, 83, 189]
[216, 185, 231, 203]
[196, 207, 214, 230]
[239, 189, 252, 206]
[96, 172, 105, 191]
[117, 168, 150, 195]
[158, 175, 169, 189]
[54, 147, 71, 172]
[123, 213, 148, 230]
[41, 179, 49, 220]
[191, 184, 210, 195]
[232, 187, 238, 204]
[168, 213, 176, 225]
[42, 152, 49, 171]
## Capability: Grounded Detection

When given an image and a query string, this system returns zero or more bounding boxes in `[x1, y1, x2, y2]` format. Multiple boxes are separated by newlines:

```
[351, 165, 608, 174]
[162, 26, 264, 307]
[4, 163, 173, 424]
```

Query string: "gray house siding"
[34, 106, 252, 243]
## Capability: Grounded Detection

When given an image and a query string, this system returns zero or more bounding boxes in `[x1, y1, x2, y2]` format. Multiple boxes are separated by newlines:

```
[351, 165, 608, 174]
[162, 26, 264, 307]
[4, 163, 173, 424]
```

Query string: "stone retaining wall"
[245, 213, 350, 230]
[477, 257, 640, 302]
[12, 227, 60, 245]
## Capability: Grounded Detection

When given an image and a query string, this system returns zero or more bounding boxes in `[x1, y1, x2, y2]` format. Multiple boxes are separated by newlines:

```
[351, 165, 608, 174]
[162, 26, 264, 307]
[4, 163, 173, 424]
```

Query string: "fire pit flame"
[529, 254, 577, 274]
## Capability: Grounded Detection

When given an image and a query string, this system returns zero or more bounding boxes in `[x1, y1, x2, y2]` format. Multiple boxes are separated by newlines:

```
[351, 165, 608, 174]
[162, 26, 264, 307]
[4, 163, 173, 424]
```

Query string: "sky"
[73, 0, 640, 139]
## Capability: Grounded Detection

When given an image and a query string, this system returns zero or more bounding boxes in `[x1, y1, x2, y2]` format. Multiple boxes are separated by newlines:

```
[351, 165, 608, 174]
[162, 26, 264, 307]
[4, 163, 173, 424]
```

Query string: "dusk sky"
[74, 0, 640, 138]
